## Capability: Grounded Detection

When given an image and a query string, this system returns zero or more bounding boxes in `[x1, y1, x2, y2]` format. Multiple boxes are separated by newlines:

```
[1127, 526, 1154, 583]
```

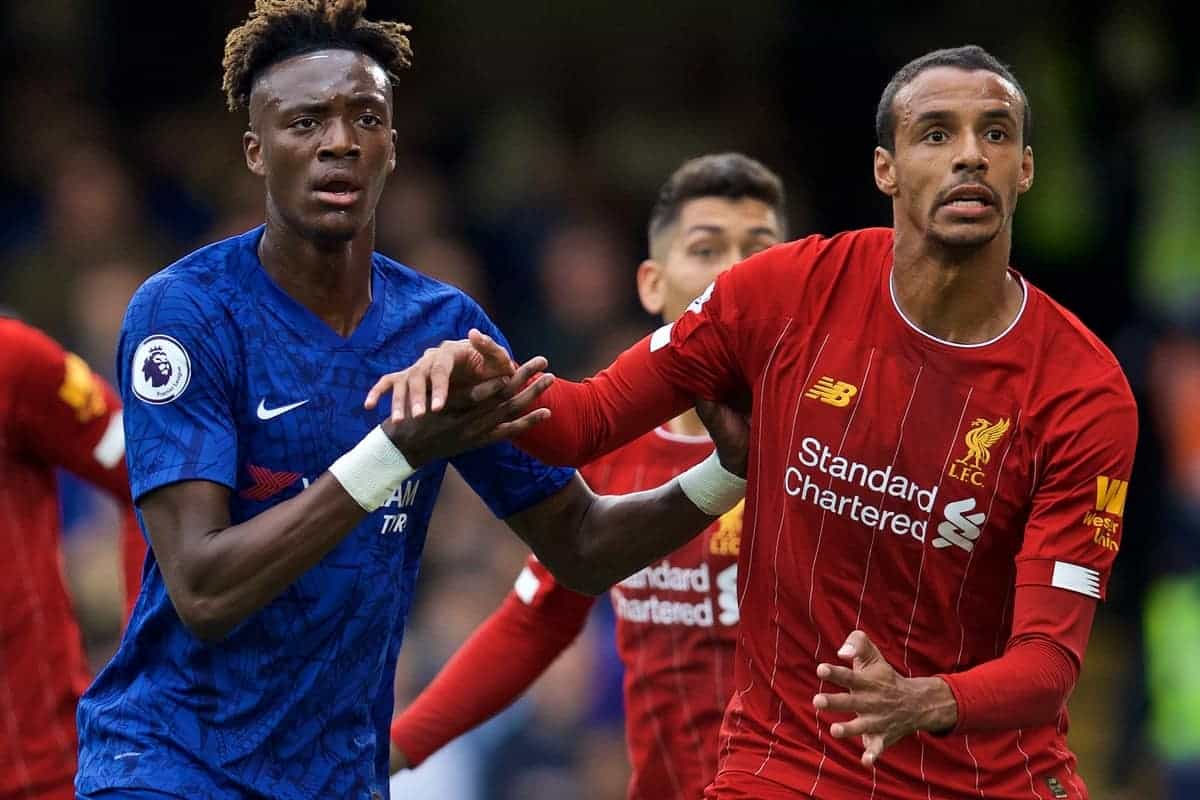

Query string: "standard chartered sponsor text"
[785, 436, 939, 541]
[612, 561, 734, 628]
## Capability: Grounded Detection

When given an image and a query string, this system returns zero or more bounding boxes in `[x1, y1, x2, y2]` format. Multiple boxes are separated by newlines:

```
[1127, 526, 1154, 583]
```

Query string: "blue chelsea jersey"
[76, 227, 574, 799]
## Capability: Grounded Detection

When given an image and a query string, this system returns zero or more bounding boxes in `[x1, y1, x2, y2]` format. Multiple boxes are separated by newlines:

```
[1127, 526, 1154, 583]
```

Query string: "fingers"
[812, 690, 862, 714]
[482, 407, 552, 444]
[391, 378, 409, 423]
[862, 736, 885, 768]
[829, 715, 882, 739]
[364, 374, 396, 410]
[838, 630, 881, 666]
[468, 329, 517, 374]
[816, 662, 870, 690]
[428, 354, 453, 413]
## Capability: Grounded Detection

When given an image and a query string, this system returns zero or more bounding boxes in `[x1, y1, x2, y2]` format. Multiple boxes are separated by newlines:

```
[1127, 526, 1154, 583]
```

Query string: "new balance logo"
[1095, 476, 1128, 516]
[240, 464, 302, 501]
[805, 376, 858, 407]
[933, 498, 987, 552]
[256, 398, 309, 420]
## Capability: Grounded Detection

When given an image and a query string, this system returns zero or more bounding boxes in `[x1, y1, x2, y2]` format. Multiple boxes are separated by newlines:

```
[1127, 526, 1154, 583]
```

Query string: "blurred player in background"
[0, 316, 142, 800]
[73, 3, 748, 799]
[388, 153, 786, 799]
[377, 45, 1138, 799]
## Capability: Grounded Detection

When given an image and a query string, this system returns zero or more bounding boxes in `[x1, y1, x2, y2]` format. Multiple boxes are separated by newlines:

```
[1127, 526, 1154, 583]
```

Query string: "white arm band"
[328, 426, 416, 512]
[677, 451, 746, 516]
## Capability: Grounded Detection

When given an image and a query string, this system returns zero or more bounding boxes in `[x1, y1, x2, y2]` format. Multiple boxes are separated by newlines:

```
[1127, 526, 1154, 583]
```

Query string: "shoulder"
[714, 227, 892, 319]
[126, 233, 249, 330]
[0, 317, 64, 383]
[1023, 282, 1137, 439]
[374, 252, 488, 322]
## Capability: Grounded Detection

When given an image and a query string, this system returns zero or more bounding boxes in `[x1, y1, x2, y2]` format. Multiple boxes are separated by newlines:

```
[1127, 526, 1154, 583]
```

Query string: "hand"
[813, 630, 957, 768]
[694, 398, 750, 478]
[364, 328, 522, 420]
[379, 354, 554, 467]
[389, 742, 409, 774]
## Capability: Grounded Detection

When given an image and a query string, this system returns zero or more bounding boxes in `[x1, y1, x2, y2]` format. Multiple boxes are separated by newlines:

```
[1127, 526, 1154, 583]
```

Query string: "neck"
[665, 409, 709, 438]
[890, 222, 1023, 345]
[258, 210, 376, 337]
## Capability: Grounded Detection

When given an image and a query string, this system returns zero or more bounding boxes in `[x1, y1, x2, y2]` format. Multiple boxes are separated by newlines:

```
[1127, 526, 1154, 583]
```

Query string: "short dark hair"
[647, 153, 786, 249]
[875, 45, 1031, 152]
[222, 0, 413, 112]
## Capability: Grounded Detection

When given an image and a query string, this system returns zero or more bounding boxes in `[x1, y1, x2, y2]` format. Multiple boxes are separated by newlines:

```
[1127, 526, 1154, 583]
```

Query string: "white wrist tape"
[328, 426, 416, 512]
[677, 451, 746, 516]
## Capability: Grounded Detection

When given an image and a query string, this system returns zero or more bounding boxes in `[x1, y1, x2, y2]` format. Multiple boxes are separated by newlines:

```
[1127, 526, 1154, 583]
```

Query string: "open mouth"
[313, 180, 362, 207]
[939, 185, 995, 216]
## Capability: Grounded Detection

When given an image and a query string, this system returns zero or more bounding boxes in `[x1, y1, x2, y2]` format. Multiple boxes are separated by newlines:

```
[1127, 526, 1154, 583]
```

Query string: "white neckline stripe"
[889, 269, 1028, 349]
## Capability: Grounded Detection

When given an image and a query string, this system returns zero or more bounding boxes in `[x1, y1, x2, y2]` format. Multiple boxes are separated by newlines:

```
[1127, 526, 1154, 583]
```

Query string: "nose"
[317, 118, 360, 160]
[952, 133, 988, 174]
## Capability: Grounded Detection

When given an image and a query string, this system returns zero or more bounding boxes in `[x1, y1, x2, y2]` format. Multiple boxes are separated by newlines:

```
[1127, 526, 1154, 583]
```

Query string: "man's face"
[875, 66, 1034, 250]
[244, 49, 396, 243]
[642, 196, 782, 322]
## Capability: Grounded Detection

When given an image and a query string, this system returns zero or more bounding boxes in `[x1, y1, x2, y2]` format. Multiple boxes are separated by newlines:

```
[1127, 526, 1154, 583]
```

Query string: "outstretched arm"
[143, 358, 554, 641]
[504, 399, 748, 594]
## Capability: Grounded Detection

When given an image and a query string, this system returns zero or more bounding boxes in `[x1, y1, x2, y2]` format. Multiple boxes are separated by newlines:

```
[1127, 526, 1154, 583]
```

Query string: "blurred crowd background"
[1, 1, 1197, 798]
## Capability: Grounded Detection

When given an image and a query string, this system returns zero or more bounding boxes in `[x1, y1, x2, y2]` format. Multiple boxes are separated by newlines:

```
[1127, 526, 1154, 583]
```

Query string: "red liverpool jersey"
[0, 318, 140, 800]
[521, 227, 1137, 799]
[394, 427, 741, 799]
[582, 428, 741, 799]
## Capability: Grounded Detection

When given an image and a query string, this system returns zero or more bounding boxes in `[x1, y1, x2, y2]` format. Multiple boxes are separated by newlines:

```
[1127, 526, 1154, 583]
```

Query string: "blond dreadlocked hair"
[222, 0, 413, 112]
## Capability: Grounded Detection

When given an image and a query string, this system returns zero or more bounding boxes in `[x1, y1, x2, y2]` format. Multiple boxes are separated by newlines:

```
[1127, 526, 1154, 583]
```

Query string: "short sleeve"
[118, 276, 239, 502]
[450, 299, 575, 517]
[1014, 374, 1138, 601]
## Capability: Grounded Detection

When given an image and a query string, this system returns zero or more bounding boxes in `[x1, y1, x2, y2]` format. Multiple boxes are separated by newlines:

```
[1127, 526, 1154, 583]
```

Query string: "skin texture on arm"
[504, 394, 750, 595]
[504, 474, 717, 596]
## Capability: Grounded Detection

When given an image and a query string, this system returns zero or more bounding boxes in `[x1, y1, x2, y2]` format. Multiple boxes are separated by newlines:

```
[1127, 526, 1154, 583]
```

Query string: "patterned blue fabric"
[77, 227, 574, 800]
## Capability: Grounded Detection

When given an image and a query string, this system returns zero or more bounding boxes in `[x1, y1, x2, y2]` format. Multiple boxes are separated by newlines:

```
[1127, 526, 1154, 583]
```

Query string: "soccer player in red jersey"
[0, 316, 143, 800]
[373, 46, 1138, 799]
[388, 154, 785, 798]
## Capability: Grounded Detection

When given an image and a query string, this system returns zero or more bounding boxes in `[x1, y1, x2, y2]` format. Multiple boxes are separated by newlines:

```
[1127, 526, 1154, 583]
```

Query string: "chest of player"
[229, 343, 436, 529]
[754, 330, 1035, 562]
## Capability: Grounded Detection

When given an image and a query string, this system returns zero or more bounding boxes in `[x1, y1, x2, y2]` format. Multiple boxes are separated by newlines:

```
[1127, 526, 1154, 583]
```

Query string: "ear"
[636, 259, 666, 316]
[1017, 145, 1034, 194]
[244, 130, 265, 177]
[873, 146, 897, 197]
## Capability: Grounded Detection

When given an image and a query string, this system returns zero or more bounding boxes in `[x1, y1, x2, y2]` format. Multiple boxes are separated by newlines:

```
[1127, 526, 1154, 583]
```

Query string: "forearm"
[938, 635, 1078, 733]
[518, 338, 692, 466]
[936, 584, 1093, 733]
[162, 476, 366, 639]
[517, 481, 716, 596]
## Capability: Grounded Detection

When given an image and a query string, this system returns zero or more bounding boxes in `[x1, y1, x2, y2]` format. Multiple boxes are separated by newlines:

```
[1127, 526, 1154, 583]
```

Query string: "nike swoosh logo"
[256, 398, 309, 420]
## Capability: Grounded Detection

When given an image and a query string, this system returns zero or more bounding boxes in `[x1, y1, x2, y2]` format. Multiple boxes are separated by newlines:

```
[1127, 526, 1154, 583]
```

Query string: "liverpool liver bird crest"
[958, 417, 1011, 469]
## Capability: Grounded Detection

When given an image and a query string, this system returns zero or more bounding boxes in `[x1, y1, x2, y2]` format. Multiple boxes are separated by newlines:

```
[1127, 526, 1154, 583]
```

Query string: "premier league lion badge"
[131, 334, 192, 404]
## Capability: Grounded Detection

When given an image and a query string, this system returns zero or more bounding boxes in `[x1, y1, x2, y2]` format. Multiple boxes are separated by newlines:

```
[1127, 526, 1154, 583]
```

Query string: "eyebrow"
[684, 224, 779, 237]
[275, 93, 388, 115]
[913, 107, 1017, 128]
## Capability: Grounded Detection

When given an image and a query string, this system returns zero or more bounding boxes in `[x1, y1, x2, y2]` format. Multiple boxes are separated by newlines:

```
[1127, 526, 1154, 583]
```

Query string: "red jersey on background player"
[0, 317, 144, 800]
[374, 47, 1138, 799]
[389, 154, 785, 799]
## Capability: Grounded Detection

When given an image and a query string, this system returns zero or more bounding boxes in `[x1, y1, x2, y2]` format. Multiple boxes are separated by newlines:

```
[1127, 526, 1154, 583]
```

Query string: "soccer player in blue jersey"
[73, 2, 749, 799]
